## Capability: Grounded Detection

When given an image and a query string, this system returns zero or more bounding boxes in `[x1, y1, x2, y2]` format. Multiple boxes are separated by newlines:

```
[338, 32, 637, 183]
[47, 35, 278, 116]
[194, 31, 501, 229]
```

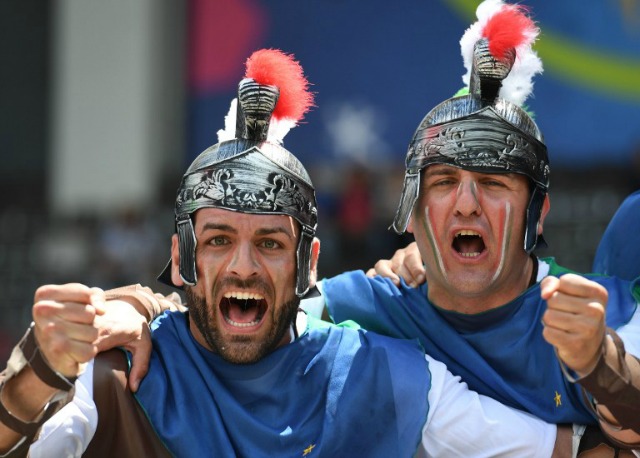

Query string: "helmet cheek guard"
[391, 171, 420, 235]
[524, 185, 547, 254]
[157, 214, 198, 287]
[177, 214, 197, 286]
[295, 228, 315, 296]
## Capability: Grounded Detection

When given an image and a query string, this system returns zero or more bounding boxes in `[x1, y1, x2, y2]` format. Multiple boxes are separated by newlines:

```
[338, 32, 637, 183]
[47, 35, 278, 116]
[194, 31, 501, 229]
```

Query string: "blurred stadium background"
[1, 0, 639, 360]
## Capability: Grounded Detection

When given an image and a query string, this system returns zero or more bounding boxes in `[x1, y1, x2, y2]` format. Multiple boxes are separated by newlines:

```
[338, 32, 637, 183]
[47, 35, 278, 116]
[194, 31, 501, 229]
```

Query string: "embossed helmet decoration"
[159, 49, 317, 296]
[392, 0, 550, 253]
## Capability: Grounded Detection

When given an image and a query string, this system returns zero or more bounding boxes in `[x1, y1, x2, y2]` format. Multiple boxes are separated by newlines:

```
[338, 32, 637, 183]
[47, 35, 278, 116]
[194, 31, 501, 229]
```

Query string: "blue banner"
[187, 0, 640, 169]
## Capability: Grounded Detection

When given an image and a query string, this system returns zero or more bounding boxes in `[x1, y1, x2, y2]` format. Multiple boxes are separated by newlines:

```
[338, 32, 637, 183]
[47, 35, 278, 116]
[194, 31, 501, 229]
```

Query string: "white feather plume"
[216, 98, 238, 142]
[267, 118, 296, 145]
[459, 0, 543, 107]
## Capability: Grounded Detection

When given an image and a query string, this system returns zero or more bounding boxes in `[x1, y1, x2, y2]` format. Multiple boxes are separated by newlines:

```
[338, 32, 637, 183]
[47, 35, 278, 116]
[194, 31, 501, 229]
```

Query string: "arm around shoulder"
[105, 284, 185, 322]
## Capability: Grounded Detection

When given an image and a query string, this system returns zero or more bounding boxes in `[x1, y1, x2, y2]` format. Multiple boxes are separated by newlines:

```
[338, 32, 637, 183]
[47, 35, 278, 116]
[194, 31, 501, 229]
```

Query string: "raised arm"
[541, 274, 640, 447]
[0, 284, 103, 456]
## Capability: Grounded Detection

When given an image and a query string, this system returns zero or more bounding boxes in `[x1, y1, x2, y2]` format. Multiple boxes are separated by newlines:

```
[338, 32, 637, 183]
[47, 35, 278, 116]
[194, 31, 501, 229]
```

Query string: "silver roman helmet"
[392, 0, 550, 253]
[159, 49, 317, 296]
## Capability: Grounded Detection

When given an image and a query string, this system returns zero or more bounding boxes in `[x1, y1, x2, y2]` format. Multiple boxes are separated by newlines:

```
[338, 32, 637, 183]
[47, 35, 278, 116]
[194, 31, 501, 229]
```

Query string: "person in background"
[592, 190, 640, 281]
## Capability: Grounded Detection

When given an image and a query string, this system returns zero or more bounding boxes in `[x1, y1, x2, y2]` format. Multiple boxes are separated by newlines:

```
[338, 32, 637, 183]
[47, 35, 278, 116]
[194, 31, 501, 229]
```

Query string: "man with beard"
[0, 49, 566, 457]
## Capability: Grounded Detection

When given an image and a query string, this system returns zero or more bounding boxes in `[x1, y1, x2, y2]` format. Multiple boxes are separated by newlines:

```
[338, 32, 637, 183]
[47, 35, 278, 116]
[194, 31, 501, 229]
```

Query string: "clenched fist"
[32, 283, 106, 378]
[541, 274, 607, 376]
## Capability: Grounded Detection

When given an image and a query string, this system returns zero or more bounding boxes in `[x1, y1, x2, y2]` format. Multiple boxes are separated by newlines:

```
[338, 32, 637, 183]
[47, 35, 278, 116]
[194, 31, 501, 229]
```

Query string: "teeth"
[223, 291, 264, 300]
[456, 230, 481, 237]
[224, 316, 260, 327]
[460, 252, 481, 258]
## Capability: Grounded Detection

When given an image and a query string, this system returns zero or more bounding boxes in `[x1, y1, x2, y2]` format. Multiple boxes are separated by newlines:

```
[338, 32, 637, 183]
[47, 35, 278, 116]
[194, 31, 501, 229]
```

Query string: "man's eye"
[432, 179, 454, 187]
[260, 239, 281, 249]
[210, 236, 228, 246]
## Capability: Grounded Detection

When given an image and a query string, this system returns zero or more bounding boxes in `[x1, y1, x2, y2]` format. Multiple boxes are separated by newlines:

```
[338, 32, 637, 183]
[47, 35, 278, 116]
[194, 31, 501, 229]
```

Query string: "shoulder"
[92, 349, 129, 393]
[149, 309, 186, 332]
[323, 270, 425, 304]
[305, 320, 426, 360]
[86, 350, 172, 456]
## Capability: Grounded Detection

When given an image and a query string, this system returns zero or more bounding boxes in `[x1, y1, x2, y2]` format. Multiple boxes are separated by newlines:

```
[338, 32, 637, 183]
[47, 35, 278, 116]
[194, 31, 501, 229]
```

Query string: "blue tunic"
[134, 312, 430, 457]
[323, 258, 639, 425]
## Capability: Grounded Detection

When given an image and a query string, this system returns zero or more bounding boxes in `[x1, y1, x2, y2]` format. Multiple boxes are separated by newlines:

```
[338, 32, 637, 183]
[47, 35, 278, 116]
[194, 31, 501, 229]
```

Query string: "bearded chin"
[185, 287, 300, 364]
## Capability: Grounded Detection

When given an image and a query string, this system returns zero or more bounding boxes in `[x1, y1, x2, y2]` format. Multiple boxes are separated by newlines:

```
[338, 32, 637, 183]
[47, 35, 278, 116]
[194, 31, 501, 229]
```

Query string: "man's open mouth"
[452, 230, 485, 258]
[220, 292, 268, 328]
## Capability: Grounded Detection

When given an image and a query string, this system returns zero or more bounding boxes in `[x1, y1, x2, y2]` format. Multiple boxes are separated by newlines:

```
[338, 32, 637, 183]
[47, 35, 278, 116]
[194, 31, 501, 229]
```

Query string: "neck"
[428, 256, 538, 314]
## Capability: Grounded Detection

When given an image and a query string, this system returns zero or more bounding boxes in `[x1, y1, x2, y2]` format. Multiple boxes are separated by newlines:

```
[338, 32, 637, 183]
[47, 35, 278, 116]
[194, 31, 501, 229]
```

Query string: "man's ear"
[538, 195, 551, 235]
[308, 237, 321, 288]
[170, 234, 185, 287]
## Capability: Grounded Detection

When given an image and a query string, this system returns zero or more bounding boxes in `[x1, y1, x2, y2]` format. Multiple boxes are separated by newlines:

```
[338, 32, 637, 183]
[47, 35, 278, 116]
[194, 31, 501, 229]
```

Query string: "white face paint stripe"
[424, 206, 448, 283]
[490, 202, 511, 283]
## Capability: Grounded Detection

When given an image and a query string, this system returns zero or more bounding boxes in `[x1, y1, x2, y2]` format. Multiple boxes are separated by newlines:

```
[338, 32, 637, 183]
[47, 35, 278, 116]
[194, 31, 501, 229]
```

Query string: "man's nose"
[454, 180, 481, 217]
[227, 243, 260, 278]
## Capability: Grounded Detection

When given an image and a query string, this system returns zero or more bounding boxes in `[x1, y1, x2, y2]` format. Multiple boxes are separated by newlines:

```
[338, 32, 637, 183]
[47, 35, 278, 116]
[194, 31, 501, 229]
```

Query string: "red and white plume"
[460, 0, 543, 106]
[218, 49, 315, 144]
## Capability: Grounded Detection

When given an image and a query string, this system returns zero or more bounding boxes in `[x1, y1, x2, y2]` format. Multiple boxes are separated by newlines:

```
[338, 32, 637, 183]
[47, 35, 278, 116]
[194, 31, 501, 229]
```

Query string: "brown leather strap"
[0, 437, 31, 458]
[579, 328, 640, 436]
[20, 324, 76, 391]
[0, 385, 60, 437]
[0, 324, 76, 444]
[576, 424, 637, 457]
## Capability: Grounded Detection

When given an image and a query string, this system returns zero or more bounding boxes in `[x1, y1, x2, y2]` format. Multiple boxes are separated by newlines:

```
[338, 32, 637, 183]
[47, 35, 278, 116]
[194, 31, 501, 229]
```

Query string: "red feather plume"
[481, 5, 537, 60]
[245, 49, 315, 122]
